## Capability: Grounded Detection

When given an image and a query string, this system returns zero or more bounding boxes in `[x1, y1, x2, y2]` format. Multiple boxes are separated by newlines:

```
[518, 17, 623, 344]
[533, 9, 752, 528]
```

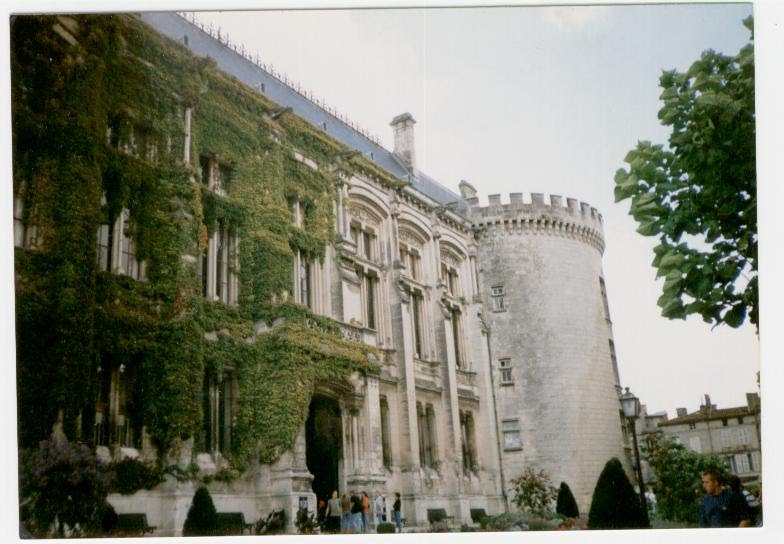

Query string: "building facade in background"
[657, 394, 761, 486]
[13, 13, 629, 535]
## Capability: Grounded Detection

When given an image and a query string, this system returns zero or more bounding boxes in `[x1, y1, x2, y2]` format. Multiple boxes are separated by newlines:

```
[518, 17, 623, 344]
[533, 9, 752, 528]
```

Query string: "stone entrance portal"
[305, 395, 343, 504]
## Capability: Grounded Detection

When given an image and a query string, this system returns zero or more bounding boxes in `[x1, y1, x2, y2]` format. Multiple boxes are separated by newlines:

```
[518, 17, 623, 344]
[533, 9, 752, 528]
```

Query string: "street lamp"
[620, 387, 650, 527]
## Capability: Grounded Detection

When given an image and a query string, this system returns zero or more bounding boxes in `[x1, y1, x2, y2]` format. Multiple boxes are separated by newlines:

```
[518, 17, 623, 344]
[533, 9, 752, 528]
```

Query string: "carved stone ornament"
[440, 249, 460, 268]
[396, 279, 411, 303]
[438, 295, 452, 318]
[347, 202, 381, 226]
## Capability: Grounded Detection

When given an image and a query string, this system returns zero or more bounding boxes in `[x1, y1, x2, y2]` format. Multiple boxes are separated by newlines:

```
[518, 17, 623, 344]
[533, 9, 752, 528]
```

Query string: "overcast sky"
[186, 3, 759, 417]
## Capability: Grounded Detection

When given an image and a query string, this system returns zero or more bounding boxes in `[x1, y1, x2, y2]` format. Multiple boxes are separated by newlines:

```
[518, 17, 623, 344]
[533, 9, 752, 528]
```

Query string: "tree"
[587, 458, 648, 529]
[509, 467, 557, 515]
[614, 17, 756, 329]
[19, 438, 112, 537]
[642, 434, 730, 524]
[556, 481, 580, 519]
[182, 486, 219, 536]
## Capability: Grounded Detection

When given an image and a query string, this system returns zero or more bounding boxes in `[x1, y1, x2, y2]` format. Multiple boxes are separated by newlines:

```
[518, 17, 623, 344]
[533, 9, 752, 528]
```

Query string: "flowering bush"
[510, 467, 557, 515]
[19, 438, 111, 537]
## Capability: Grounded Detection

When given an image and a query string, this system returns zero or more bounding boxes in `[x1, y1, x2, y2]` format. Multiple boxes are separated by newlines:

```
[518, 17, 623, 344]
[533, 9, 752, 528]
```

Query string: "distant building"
[634, 404, 668, 485]
[657, 394, 761, 485]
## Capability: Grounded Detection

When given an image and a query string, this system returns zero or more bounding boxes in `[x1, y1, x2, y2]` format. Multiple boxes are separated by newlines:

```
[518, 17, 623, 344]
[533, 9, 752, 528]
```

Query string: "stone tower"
[467, 191, 625, 513]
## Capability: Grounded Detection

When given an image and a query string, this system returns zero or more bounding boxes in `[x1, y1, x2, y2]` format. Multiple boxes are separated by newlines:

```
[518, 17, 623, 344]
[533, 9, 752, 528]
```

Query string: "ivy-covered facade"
[13, 13, 629, 535]
[12, 13, 503, 535]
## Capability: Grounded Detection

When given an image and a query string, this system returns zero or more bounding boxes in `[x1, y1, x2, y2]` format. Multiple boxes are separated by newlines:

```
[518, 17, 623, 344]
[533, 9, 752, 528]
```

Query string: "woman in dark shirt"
[393, 492, 402, 533]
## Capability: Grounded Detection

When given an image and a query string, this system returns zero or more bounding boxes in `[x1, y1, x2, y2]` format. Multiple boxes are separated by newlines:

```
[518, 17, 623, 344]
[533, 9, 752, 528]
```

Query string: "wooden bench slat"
[215, 512, 252, 535]
[116, 513, 156, 535]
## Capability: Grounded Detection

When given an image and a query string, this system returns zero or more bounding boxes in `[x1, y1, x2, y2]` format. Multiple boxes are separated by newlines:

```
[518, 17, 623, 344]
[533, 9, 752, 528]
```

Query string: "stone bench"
[427, 508, 454, 526]
[215, 512, 253, 535]
[470, 508, 488, 524]
[116, 513, 156, 536]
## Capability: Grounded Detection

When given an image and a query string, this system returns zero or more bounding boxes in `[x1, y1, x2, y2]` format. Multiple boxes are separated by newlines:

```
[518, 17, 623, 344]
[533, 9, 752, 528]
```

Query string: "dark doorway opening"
[305, 395, 342, 504]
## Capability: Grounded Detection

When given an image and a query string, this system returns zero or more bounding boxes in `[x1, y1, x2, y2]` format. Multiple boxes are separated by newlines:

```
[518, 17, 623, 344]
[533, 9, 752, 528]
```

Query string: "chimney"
[746, 392, 760, 411]
[459, 180, 477, 200]
[390, 112, 416, 171]
[676, 408, 687, 418]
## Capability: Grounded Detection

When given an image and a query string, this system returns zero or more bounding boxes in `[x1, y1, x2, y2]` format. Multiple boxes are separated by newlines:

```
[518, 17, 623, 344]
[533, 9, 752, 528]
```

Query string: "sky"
[184, 3, 760, 417]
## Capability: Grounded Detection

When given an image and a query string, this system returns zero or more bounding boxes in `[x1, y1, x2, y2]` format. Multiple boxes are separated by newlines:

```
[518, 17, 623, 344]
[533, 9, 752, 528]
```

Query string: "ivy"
[13, 14, 379, 470]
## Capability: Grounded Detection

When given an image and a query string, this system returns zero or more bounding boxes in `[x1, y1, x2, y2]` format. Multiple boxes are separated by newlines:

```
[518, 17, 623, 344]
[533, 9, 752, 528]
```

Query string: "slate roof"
[139, 12, 466, 210]
[658, 406, 758, 427]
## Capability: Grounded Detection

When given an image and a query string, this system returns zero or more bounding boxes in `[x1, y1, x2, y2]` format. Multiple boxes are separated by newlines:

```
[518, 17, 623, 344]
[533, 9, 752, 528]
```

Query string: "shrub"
[19, 438, 112, 537]
[556, 481, 580, 518]
[510, 467, 557, 515]
[527, 517, 552, 531]
[182, 486, 218, 536]
[110, 458, 164, 495]
[587, 458, 649, 529]
[479, 511, 532, 531]
[377, 521, 396, 533]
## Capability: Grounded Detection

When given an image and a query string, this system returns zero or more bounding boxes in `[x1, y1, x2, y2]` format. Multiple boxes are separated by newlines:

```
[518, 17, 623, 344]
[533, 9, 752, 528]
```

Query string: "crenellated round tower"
[467, 191, 625, 513]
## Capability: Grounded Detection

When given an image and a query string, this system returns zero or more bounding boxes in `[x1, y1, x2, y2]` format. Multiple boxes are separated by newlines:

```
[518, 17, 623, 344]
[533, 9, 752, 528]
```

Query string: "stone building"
[658, 394, 761, 486]
[13, 13, 629, 535]
[634, 405, 669, 485]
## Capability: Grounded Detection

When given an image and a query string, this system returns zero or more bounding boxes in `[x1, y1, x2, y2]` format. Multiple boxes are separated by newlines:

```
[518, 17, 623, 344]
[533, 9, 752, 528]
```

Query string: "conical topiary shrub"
[556, 482, 579, 519]
[588, 458, 648, 529]
[183, 486, 218, 536]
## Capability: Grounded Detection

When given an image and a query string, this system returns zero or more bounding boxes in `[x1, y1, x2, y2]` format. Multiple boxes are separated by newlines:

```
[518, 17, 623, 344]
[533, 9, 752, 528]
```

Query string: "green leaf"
[723, 304, 746, 328]
[660, 298, 685, 318]
[659, 252, 685, 271]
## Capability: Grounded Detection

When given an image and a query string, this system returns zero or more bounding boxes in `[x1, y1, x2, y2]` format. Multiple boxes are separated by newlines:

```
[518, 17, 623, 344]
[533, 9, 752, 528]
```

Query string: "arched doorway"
[305, 395, 342, 504]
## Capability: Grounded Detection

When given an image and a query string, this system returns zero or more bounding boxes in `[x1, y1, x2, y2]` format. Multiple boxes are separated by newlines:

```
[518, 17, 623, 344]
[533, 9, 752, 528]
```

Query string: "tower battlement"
[467, 193, 605, 253]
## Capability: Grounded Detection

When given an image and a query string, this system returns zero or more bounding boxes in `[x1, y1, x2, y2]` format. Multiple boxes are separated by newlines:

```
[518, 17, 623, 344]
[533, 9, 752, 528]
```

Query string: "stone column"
[364, 376, 384, 475]
[441, 308, 464, 494]
[396, 286, 421, 473]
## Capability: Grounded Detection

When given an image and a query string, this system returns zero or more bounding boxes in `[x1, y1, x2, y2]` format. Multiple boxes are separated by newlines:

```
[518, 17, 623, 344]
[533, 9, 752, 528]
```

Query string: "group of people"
[319, 490, 403, 533]
[699, 469, 762, 528]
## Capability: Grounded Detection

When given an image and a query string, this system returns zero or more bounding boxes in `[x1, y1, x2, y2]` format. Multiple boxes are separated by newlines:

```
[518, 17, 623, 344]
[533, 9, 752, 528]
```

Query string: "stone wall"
[472, 193, 625, 513]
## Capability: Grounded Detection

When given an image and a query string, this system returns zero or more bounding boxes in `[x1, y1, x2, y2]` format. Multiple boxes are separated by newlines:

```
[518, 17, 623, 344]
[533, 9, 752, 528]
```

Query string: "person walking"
[361, 491, 371, 533]
[325, 490, 341, 534]
[373, 490, 386, 527]
[350, 490, 363, 533]
[699, 470, 752, 527]
[340, 492, 351, 533]
[393, 492, 402, 533]
[726, 475, 754, 527]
